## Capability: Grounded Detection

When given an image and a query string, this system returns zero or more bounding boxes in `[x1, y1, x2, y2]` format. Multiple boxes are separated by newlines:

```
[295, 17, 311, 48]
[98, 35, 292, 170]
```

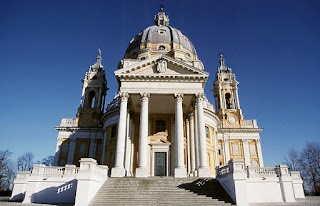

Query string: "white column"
[129, 119, 135, 176]
[174, 93, 187, 177]
[124, 113, 131, 176]
[111, 92, 129, 177]
[196, 93, 211, 177]
[100, 130, 107, 165]
[256, 139, 264, 167]
[242, 139, 251, 167]
[194, 106, 199, 175]
[89, 138, 97, 158]
[53, 138, 62, 166]
[135, 93, 150, 177]
[186, 119, 191, 176]
[67, 138, 76, 164]
[189, 113, 196, 176]
[170, 118, 175, 176]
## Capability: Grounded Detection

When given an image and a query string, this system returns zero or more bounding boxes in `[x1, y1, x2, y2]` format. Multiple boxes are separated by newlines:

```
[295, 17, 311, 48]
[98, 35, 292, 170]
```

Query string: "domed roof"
[124, 5, 198, 60]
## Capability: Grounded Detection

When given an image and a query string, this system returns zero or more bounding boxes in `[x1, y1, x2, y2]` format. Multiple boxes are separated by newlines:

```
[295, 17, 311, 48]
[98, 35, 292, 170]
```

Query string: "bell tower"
[77, 49, 108, 127]
[213, 53, 243, 127]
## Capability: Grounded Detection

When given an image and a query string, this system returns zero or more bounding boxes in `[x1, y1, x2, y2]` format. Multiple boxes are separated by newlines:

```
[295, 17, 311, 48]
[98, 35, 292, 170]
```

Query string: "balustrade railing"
[218, 165, 230, 177]
[60, 118, 76, 127]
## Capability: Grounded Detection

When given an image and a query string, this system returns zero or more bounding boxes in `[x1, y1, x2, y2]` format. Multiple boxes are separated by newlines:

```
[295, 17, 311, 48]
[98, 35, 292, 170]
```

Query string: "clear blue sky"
[0, 0, 319, 167]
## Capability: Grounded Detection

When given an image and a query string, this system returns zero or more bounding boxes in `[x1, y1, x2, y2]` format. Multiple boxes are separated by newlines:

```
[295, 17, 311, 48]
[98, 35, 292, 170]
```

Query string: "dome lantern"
[154, 4, 169, 26]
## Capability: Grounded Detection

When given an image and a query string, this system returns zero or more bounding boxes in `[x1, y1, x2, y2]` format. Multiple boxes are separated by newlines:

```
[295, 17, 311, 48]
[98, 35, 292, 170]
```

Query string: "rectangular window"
[250, 144, 257, 155]
[218, 145, 221, 155]
[111, 125, 117, 138]
[233, 144, 240, 155]
[79, 143, 86, 155]
[205, 126, 209, 138]
[61, 143, 69, 155]
[155, 120, 166, 133]
[97, 144, 103, 155]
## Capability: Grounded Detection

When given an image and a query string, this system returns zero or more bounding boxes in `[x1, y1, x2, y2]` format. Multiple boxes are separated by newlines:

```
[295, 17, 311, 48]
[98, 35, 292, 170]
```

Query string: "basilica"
[53, 6, 263, 178]
[11, 6, 305, 206]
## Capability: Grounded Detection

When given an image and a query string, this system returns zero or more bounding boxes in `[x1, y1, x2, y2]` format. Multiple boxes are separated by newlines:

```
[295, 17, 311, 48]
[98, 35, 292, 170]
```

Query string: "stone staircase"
[90, 177, 235, 206]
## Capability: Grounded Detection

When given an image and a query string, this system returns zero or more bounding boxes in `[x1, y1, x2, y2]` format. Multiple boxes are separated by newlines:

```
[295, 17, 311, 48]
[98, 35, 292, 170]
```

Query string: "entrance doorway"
[154, 152, 167, 176]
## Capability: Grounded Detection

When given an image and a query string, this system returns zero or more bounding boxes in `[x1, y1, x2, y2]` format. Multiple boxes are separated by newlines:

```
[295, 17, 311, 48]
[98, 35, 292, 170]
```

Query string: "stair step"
[90, 178, 234, 206]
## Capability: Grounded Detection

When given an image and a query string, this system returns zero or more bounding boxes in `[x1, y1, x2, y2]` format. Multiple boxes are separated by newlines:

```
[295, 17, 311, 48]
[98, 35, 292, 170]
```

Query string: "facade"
[11, 6, 305, 206]
[53, 6, 263, 178]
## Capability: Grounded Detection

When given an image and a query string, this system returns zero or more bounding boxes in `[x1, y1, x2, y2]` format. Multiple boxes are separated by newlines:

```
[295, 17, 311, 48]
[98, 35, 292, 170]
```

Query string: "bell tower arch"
[213, 53, 243, 126]
[77, 49, 108, 127]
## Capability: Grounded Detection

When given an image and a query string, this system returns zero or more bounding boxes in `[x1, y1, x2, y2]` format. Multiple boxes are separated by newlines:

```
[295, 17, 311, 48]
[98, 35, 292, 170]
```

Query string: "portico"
[109, 86, 211, 177]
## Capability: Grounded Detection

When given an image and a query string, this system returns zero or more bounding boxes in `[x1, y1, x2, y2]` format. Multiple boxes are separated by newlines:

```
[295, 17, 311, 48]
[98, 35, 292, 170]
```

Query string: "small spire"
[218, 50, 232, 73]
[154, 4, 169, 26]
[160, 4, 164, 12]
[90, 49, 104, 71]
[218, 50, 225, 68]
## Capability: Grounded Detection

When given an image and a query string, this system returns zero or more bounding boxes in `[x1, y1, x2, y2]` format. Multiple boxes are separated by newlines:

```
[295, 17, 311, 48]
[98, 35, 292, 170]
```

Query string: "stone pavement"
[0, 196, 319, 206]
[250, 196, 320, 206]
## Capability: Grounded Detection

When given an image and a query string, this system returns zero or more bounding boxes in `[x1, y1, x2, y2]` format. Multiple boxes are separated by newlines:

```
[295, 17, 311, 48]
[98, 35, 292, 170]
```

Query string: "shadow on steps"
[177, 178, 236, 205]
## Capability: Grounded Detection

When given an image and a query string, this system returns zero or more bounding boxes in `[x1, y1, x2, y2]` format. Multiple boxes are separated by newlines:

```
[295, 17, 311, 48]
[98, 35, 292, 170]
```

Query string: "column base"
[174, 167, 187, 178]
[111, 166, 125, 177]
[135, 167, 148, 177]
[198, 167, 211, 177]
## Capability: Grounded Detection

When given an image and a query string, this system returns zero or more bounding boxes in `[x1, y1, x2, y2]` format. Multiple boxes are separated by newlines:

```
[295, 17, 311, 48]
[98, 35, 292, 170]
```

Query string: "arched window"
[225, 93, 231, 109]
[158, 45, 165, 50]
[89, 91, 96, 108]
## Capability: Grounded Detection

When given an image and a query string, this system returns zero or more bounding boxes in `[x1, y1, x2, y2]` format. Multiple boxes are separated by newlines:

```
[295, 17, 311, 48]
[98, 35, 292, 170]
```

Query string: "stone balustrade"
[217, 165, 230, 177]
[241, 119, 258, 128]
[217, 159, 305, 206]
[31, 164, 79, 177]
[60, 118, 76, 127]
[247, 166, 278, 177]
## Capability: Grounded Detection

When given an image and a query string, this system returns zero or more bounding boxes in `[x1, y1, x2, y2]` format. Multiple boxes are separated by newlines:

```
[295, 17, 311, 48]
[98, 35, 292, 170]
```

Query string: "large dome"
[124, 6, 198, 61]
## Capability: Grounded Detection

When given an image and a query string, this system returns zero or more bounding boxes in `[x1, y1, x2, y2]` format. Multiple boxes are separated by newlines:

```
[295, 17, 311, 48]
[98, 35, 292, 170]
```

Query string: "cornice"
[55, 127, 103, 132]
[218, 128, 263, 133]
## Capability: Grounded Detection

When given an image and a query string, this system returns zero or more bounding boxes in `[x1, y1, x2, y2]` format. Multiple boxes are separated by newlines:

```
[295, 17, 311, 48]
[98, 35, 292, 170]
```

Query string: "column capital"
[119, 92, 129, 102]
[174, 93, 184, 101]
[243, 139, 248, 143]
[140, 92, 150, 101]
[196, 93, 205, 102]
[256, 138, 261, 143]
[188, 113, 194, 119]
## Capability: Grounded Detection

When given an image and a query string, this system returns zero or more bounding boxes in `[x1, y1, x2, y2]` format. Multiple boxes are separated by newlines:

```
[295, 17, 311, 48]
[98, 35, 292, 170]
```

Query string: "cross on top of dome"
[154, 4, 170, 26]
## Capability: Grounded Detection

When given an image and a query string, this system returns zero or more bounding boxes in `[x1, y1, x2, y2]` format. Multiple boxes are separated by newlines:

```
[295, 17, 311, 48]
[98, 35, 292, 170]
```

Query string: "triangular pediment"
[115, 55, 209, 80]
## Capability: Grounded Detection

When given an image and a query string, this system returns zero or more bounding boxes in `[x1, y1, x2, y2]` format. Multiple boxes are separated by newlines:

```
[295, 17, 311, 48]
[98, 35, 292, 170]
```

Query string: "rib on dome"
[124, 6, 198, 61]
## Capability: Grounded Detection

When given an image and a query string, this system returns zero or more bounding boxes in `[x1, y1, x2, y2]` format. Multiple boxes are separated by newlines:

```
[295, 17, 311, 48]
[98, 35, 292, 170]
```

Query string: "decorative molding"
[119, 92, 129, 102]
[157, 58, 167, 73]
[218, 128, 263, 133]
[196, 93, 205, 102]
[140, 92, 150, 101]
[174, 93, 183, 101]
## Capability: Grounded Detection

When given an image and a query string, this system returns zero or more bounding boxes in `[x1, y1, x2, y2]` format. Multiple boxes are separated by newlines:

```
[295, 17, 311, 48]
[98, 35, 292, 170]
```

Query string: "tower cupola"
[213, 53, 243, 126]
[77, 49, 108, 127]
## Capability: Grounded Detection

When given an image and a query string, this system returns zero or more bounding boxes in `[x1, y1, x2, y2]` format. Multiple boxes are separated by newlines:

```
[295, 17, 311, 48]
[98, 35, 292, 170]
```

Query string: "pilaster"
[67, 139, 76, 165]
